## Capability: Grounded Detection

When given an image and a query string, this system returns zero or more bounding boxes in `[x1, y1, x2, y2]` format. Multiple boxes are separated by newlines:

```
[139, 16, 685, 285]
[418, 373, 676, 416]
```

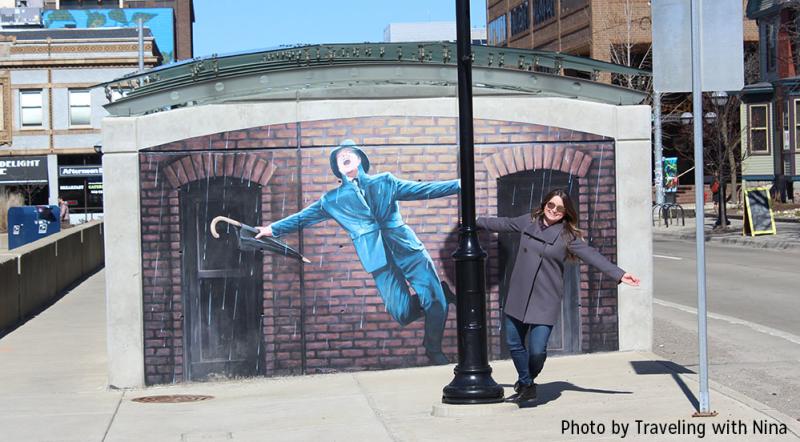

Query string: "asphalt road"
[653, 238, 800, 421]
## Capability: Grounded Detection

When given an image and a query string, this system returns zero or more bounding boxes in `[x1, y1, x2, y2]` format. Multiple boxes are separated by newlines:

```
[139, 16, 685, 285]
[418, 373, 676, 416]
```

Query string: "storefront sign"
[0, 155, 48, 184]
[59, 165, 103, 177]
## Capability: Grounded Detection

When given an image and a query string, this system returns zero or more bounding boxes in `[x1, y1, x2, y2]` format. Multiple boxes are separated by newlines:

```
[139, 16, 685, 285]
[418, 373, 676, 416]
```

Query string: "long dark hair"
[531, 189, 583, 241]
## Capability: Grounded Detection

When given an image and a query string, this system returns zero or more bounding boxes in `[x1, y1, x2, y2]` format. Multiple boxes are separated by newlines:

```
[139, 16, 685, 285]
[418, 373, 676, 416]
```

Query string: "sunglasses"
[545, 201, 566, 214]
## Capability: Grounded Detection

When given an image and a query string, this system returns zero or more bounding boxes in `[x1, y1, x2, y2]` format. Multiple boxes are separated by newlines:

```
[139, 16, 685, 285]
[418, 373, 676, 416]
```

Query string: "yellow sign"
[743, 186, 776, 236]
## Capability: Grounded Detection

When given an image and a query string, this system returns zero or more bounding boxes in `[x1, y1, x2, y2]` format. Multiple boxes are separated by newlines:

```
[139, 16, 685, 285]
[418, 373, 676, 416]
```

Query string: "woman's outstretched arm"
[568, 238, 640, 286]
[476, 214, 529, 233]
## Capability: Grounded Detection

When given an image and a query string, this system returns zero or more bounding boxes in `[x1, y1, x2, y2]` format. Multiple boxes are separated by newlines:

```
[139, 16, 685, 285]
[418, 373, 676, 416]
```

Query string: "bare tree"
[17, 184, 46, 206]
[589, 0, 653, 95]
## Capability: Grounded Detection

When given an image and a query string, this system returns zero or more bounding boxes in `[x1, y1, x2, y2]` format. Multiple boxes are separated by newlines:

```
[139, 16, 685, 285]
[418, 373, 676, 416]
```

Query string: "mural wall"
[44, 8, 176, 63]
[139, 116, 618, 385]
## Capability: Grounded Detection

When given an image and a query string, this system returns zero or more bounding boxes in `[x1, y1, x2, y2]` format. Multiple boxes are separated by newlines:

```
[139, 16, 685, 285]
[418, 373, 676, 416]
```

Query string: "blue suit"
[271, 149, 459, 361]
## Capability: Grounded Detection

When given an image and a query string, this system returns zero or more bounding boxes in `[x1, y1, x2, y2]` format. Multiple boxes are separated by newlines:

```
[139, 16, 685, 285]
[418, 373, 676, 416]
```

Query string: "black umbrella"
[210, 216, 311, 263]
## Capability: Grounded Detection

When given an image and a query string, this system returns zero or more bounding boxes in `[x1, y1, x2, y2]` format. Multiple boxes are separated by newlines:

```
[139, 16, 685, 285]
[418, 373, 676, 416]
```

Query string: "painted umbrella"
[210, 216, 311, 263]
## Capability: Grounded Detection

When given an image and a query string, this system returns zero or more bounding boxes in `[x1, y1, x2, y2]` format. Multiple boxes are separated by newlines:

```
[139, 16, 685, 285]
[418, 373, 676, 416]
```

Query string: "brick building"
[100, 43, 653, 388]
[0, 27, 160, 217]
[486, 0, 758, 80]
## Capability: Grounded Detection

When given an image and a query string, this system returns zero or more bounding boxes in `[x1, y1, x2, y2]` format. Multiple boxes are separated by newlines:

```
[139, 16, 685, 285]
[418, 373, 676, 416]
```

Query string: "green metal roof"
[101, 42, 650, 116]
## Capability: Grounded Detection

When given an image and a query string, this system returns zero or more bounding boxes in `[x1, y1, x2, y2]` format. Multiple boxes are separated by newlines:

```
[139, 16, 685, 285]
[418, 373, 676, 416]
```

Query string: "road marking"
[653, 254, 683, 260]
[654, 298, 800, 346]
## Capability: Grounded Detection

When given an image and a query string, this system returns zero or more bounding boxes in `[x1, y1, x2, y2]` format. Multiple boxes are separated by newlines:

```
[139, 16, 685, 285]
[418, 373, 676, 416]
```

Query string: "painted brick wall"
[139, 116, 618, 385]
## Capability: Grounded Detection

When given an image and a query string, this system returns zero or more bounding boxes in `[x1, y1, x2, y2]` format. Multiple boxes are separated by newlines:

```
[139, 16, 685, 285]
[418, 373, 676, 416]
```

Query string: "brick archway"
[477, 140, 618, 355]
[482, 145, 593, 180]
[161, 152, 276, 189]
[141, 151, 279, 385]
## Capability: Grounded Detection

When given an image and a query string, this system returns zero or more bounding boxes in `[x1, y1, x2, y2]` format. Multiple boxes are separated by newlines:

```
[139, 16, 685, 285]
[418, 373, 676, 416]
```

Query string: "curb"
[704, 214, 800, 224]
[653, 231, 800, 252]
[653, 232, 800, 252]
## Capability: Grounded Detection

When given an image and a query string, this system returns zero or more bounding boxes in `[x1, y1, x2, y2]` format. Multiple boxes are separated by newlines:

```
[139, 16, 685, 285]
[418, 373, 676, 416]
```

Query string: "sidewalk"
[1, 271, 798, 441]
[654, 217, 800, 252]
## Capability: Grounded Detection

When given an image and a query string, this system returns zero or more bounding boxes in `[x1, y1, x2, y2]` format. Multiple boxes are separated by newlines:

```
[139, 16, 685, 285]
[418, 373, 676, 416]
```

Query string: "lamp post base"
[442, 370, 505, 404]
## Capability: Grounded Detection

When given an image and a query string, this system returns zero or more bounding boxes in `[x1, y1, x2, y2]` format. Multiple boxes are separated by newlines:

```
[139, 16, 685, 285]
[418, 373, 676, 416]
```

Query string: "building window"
[748, 104, 770, 154]
[795, 99, 800, 151]
[784, 107, 790, 151]
[533, 0, 556, 25]
[69, 89, 91, 126]
[510, 1, 530, 37]
[766, 22, 777, 73]
[488, 15, 507, 46]
[20, 90, 43, 127]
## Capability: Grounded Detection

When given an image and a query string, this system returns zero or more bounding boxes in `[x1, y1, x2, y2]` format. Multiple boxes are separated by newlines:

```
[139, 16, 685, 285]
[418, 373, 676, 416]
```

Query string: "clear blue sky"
[193, 0, 487, 57]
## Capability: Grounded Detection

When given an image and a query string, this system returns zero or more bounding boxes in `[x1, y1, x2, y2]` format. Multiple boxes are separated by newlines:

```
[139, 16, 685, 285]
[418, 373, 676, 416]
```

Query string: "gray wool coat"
[477, 214, 625, 325]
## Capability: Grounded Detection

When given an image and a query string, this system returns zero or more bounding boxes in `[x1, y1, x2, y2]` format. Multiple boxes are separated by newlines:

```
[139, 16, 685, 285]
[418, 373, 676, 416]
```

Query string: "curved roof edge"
[101, 42, 650, 116]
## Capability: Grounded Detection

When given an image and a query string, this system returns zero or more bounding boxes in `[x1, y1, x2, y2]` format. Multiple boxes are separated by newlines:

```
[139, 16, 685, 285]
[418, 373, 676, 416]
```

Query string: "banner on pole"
[663, 157, 678, 193]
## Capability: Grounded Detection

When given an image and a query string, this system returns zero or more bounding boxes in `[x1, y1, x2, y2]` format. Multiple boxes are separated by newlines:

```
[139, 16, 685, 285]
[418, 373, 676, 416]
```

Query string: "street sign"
[652, 0, 744, 93]
[0, 155, 48, 184]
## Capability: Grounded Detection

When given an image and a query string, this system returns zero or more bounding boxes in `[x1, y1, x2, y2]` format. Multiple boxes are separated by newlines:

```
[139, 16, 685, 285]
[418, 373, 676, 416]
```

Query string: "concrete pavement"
[1, 270, 799, 441]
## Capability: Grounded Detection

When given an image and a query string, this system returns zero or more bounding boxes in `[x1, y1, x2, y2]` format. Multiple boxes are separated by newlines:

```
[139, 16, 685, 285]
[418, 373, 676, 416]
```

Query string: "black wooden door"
[181, 178, 263, 381]
[496, 169, 580, 355]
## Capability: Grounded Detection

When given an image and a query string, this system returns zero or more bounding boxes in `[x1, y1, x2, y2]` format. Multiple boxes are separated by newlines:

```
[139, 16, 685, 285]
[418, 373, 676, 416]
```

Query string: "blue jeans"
[504, 314, 553, 387]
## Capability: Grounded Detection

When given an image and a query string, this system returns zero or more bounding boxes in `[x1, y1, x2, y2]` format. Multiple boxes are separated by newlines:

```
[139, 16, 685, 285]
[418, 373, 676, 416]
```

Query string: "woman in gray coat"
[477, 189, 640, 404]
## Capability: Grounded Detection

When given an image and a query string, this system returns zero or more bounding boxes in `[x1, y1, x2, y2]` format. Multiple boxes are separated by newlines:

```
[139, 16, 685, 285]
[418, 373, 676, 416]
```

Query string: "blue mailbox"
[7, 205, 61, 250]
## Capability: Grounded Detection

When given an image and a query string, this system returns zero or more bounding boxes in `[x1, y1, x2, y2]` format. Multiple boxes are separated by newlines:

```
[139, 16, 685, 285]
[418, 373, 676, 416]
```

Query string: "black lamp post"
[709, 91, 729, 228]
[441, 0, 504, 405]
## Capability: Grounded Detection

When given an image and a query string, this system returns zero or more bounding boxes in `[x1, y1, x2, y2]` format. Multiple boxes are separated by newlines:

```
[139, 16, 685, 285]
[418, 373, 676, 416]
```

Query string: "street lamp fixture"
[680, 111, 693, 125]
[710, 91, 729, 108]
[703, 112, 717, 125]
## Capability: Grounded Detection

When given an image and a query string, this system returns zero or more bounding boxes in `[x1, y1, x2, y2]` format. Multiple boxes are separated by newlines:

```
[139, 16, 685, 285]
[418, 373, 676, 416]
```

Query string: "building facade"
[0, 27, 160, 217]
[741, 0, 800, 201]
[486, 1, 757, 79]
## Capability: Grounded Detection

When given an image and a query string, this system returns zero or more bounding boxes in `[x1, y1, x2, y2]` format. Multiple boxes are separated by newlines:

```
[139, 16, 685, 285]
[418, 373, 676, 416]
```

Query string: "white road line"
[654, 298, 800, 345]
[653, 254, 683, 260]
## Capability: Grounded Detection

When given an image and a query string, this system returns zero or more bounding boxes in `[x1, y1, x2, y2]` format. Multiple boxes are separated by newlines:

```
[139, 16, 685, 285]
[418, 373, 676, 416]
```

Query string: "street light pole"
[442, 0, 504, 405]
[710, 91, 729, 229]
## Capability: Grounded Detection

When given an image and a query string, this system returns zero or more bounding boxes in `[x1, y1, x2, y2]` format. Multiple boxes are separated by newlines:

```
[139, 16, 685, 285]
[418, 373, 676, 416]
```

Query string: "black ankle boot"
[517, 383, 537, 402]
[506, 382, 536, 403]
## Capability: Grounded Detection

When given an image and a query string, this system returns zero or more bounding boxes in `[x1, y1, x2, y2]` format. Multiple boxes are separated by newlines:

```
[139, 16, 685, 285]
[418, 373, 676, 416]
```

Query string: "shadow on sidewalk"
[510, 381, 633, 409]
[630, 360, 699, 412]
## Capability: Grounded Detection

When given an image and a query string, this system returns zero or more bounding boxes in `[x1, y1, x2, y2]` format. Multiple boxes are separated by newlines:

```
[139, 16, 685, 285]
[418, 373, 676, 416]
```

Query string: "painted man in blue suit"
[256, 139, 459, 364]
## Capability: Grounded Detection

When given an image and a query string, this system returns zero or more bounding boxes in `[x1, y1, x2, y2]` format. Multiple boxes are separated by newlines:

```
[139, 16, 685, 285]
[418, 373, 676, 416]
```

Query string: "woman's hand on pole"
[620, 273, 640, 287]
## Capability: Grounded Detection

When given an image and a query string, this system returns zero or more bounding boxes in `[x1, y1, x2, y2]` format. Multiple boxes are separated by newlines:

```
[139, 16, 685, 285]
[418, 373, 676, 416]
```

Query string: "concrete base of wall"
[0, 222, 105, 334]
